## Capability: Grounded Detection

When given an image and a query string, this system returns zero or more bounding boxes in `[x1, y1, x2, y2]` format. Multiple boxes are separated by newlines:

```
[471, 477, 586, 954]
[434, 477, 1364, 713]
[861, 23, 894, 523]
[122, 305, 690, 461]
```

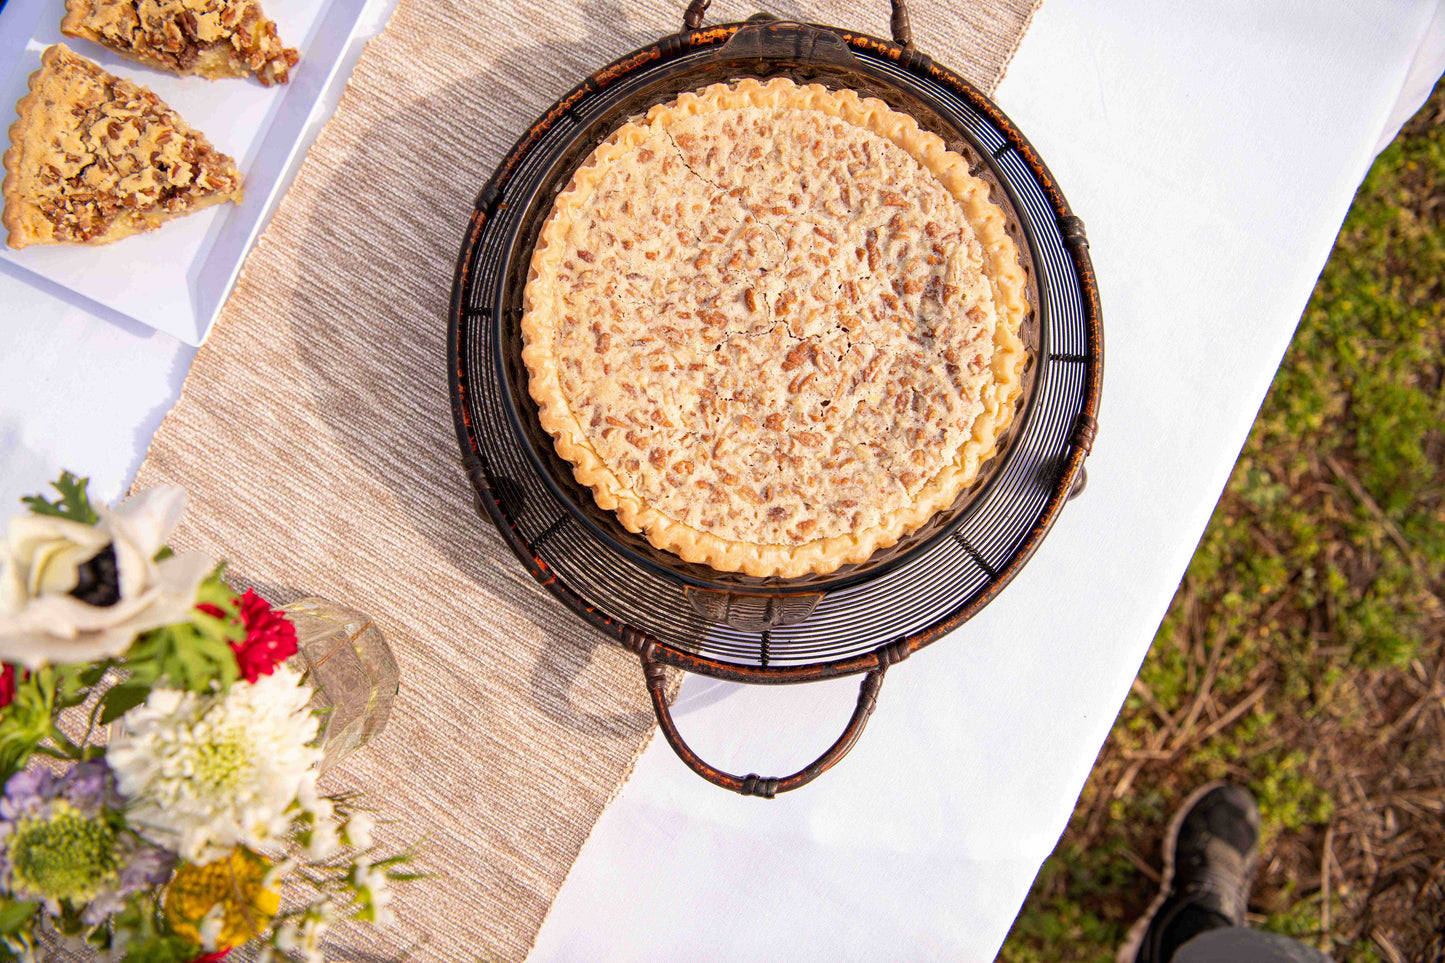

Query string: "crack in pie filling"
[522, 77, 1028, 577]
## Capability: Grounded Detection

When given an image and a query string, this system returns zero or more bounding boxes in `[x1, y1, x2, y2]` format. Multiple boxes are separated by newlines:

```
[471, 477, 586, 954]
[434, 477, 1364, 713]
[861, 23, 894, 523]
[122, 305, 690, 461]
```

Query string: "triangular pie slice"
[62, 0, 298, 86]
[3, 44, 244, 249]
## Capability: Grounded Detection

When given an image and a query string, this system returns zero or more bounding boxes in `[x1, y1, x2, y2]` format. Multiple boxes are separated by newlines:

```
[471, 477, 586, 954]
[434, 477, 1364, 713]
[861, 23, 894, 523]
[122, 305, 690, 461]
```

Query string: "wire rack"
[450, 14, 1101, 682]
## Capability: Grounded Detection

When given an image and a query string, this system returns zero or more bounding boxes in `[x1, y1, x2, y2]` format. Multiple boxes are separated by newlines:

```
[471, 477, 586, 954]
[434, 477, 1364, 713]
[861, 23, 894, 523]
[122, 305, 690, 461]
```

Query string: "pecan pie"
[3, 45, 244, 249]
[61, 0, 298, 86]
[522, 78, 1027, 577]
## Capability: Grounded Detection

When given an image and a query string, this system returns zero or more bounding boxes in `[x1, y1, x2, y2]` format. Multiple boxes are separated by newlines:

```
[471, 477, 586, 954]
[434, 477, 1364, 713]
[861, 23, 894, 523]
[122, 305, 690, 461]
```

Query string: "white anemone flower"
[107, 666, 322, 863]
[0, 485, 212, 668]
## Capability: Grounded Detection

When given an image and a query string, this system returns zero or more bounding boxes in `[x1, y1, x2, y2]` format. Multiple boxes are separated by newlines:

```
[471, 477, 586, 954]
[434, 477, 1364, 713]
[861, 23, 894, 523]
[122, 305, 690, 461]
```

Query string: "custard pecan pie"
[3, 44, 243, 249]
[62, 0, 298, 86]
[522, 78, 1027, 577]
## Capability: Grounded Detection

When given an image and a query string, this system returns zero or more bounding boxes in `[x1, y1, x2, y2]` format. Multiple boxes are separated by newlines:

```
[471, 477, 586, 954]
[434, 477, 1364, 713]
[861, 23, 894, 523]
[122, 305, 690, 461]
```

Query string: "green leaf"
[54, 664, 92, 707]
[99, 684, 150, 725]
[192, 575, 247, 644]
[0, 669, 73, 779]
[20, 471, 98, 525]
[0, 901, 37, 936]
[125, 619, 239, 695]
[119, 935, 202, 963]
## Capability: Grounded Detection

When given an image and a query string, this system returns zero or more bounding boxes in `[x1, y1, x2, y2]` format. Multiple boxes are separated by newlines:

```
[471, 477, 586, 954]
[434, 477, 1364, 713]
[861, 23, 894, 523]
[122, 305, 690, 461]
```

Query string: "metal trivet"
[449, 0, 1103, 796]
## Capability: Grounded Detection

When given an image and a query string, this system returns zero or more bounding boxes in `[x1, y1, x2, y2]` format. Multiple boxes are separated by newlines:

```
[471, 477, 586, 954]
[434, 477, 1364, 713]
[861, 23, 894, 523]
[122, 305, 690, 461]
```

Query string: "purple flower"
[85, 841, 177, 923]
[0, 768, 56, 821]
[118, 842, 175, 889]
[0, 760, 176, 922]
[59, 759, 116, 814]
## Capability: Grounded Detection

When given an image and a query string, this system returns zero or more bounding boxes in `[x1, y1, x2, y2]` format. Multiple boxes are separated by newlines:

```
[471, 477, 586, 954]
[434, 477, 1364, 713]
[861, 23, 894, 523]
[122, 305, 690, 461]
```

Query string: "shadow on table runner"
[131, 1, 1038, 959]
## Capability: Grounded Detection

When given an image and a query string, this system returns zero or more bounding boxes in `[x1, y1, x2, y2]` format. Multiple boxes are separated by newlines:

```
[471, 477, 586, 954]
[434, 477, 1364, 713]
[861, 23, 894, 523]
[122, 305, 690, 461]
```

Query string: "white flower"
[306, 814, 340, 860]
[262, 856, 298, 890]
[274, 917, 300, 952]
[306, 794, 335, 822]
[107, 666, 322, 863]
[274, 900, 334, 963]
[352, 859, 396, 928]
[296, 769, 322, 814]
[0, 486, 212, 668]
[343, 811, 375, 849]
[298, 911, 331, 963]
[198, 903, 225, 951]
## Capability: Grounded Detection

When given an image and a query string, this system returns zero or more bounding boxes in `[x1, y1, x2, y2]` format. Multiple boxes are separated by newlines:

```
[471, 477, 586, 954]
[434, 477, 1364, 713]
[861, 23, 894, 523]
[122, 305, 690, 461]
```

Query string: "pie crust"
[3, 44, 244, 249]
[522, 78, 1027, 577]
[61, 0, 298, 86]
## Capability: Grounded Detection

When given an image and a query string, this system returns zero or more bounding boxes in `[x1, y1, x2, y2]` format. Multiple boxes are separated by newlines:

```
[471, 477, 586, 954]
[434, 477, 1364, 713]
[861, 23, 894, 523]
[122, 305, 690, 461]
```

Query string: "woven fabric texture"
[132, 1, 1040, 958]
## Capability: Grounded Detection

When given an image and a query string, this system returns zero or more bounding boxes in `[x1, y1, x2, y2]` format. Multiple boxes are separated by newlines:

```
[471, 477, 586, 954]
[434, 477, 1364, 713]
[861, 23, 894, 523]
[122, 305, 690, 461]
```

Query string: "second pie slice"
[62, 0, 299, 86]
[3, 44, 244, 249]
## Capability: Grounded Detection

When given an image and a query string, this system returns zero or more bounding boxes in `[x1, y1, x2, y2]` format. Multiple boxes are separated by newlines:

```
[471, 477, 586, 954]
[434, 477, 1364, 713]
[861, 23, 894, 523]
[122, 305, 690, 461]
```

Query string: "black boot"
[1118, 782, 1262, 963]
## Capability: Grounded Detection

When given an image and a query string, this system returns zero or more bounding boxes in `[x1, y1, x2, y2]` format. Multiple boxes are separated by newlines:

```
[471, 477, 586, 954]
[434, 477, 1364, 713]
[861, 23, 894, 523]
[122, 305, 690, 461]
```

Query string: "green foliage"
[1250, 750, 1334, 840]
[118, 933, 203, 963]
[104, 896, 202, 963]
[98, 684, 151, 726]
[998, 885, 1116, 963]
[0, 903, 37, 939]
[0, 664, 98, 784]
[20, 472, 98, 526]
[122, 573, 244, 694]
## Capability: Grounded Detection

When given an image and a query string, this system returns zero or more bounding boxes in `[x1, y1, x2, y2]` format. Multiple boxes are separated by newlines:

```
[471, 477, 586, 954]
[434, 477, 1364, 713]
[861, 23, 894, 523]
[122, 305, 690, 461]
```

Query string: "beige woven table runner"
[133, 1, 1039, 958]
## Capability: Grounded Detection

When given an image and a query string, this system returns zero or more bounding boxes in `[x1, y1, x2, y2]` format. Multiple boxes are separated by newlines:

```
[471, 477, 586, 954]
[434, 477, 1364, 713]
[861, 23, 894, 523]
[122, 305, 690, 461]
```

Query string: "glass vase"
[281, 597, 399, 773]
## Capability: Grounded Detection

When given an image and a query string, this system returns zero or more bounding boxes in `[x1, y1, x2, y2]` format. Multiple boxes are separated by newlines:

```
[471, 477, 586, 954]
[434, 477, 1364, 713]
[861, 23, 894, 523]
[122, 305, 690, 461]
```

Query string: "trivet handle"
[682, 0, 916, 48]
[626, 632, 889, 798]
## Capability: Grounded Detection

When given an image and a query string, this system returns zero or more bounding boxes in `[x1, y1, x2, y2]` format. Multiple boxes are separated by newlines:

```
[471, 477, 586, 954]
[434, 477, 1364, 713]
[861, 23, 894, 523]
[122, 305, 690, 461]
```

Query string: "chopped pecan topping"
[5, 45, 242, 247]
[781, 344, 810, 371]
[62, 0, 300, 85]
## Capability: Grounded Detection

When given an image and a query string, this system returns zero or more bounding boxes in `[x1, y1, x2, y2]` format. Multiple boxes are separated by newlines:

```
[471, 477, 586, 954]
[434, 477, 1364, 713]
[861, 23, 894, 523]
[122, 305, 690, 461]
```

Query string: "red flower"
[230, 589, 298, 683]
[0, 665, 14, 709]
[189, 951, 230, 963]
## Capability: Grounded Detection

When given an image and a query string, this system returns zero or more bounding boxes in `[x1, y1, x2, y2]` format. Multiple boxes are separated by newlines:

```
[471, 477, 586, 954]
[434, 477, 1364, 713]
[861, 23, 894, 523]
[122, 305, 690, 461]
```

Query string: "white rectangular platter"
[0, 0, 370, 344]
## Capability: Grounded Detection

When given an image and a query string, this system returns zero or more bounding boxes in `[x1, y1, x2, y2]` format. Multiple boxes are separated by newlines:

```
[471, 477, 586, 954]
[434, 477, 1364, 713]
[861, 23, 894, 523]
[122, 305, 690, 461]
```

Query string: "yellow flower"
[165, 848, 281, 949]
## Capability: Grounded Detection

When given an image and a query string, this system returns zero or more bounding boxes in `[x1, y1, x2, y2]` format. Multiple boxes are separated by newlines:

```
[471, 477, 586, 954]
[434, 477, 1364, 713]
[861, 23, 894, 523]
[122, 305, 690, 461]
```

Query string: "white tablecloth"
[2, 2, 1442, 960]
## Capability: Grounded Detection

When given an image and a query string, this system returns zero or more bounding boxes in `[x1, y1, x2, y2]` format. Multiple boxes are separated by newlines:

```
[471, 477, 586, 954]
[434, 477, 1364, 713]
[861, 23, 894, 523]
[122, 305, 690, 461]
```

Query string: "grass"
[998, 79, 1445, 963]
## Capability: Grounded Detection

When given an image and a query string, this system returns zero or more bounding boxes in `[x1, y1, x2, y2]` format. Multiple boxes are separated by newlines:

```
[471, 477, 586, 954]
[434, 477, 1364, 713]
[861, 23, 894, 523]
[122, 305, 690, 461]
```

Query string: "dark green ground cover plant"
[1000, 80, 1445, 963]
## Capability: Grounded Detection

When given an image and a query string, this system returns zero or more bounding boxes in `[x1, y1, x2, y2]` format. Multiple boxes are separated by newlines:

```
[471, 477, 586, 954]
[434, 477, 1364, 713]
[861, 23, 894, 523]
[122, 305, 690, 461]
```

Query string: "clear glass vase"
[281, 597, 399, 772]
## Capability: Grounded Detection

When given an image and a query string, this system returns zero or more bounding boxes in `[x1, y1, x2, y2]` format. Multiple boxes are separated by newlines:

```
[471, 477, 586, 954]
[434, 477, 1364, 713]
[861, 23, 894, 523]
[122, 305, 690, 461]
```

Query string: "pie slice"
[3, 44, 244, 249]
[62, 0, 299, 86]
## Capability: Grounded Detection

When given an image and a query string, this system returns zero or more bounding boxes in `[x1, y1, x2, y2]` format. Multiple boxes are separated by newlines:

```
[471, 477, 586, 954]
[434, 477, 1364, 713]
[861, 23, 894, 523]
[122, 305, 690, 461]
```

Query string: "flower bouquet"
[0, 473, 411, 962]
